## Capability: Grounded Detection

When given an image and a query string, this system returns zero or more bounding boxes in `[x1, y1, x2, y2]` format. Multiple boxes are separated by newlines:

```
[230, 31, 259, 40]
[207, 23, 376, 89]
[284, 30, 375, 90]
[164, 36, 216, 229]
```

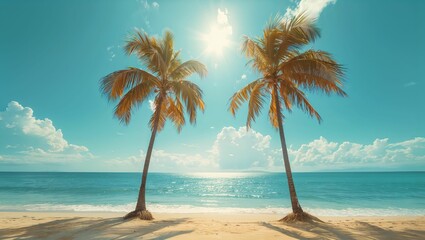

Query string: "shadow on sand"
[261, 220, 425, 240]
[0, 216, 192, 239]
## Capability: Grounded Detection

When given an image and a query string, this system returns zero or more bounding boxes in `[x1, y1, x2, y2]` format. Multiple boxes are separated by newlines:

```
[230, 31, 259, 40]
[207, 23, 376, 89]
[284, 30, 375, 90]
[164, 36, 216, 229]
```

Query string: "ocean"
[0, 172, 424, 216]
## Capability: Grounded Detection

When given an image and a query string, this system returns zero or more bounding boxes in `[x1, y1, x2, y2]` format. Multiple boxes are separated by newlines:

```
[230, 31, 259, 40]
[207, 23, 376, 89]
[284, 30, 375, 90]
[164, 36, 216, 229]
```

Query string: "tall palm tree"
[101, 30, 207, 220]
[229, 14, 346, 222]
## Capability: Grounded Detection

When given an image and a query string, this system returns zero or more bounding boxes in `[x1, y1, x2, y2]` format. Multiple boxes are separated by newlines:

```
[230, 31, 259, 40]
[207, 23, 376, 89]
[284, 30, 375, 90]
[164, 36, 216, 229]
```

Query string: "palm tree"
[229, 14, 346, 222]
[100, 30, 207, 220]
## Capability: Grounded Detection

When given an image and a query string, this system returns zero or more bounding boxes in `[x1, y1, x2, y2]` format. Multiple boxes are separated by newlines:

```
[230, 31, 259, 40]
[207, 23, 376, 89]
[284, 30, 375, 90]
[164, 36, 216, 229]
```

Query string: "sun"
[203, 25, 230, 56]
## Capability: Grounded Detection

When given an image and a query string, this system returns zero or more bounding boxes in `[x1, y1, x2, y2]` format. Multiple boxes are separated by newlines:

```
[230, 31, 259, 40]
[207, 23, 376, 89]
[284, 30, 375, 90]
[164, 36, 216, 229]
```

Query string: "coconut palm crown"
[101, 30, 207, 220]
[229, 13, 346, 222]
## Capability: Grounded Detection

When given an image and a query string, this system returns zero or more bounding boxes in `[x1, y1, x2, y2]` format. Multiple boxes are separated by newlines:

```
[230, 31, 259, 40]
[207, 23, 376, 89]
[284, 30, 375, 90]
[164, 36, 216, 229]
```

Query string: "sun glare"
[203, 25, 230, 56]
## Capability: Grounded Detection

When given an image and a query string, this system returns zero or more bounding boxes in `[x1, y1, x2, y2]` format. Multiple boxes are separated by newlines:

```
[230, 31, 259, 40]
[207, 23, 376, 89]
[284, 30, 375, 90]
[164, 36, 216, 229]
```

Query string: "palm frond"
[242, 36, 269, 73]
[280, 12, 320, 46]
[169, 60, 207, 81]
[280, 50, 346, 96]
[246, 82, 267, 128]
[161, 30, 174, 68]
[232, 12, 345, 130]
[100, 67, 159, 101]
[268, 90, 281, 128]
[102, 30, 207, 132]
[167, 50, 182, 75]
[149, 96, 167, 132]
[276, 12, 320, 58]
[266, 14, 284, 31]
[229, 78, 264, 116]
[124, 30, 167, 76]
[263, 28, 283, 65]
[279, 81, 322, 122]
[114, 81, 156, 124]
[170, 80, 204, 124]
[166, 96, 185, 132]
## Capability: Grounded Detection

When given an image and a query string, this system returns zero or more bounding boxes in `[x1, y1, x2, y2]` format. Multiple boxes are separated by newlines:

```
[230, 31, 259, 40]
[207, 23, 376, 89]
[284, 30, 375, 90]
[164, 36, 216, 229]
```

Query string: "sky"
[0, 0, 424, 172]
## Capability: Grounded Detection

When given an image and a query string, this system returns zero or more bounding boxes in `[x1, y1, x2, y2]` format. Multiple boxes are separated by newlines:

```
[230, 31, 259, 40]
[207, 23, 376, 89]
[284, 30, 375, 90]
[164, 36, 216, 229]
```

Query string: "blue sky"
[0, 0, 424, 172]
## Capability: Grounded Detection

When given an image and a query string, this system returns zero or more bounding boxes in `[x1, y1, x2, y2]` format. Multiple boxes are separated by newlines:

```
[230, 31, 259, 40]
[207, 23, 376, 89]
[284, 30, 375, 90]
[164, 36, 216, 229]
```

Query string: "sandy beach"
[0, 212, 424, 239]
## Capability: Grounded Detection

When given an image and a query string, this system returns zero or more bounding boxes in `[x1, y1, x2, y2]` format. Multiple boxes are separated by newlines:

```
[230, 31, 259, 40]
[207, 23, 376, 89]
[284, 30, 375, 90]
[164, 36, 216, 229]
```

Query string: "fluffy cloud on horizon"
[106, 127, 274, 172]
[211, 127, 275, 169]
[288, 136, 425, 171]
[106, 126, 425, 172]
[284, 0, 336, 20]
[0, 101, 92, 163]
[1, 101, 423, 171]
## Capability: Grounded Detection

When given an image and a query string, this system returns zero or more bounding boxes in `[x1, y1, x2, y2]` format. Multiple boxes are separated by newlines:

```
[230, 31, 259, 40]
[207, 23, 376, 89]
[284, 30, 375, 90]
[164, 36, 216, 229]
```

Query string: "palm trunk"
[134, 119, 159, 212]
[273, 85, 303, 214]
[124, 97, 163, 220]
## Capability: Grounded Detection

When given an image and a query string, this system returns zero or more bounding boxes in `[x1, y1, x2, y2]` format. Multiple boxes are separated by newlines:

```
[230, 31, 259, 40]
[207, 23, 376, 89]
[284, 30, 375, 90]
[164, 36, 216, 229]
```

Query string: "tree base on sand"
[279, 212, 322, 223]
[123, 210, 154, 220]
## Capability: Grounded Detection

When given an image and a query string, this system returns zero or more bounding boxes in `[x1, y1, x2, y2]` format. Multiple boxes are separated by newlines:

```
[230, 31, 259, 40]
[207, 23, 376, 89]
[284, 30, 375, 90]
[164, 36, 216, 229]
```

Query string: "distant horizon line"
[0, 170, 424, 174]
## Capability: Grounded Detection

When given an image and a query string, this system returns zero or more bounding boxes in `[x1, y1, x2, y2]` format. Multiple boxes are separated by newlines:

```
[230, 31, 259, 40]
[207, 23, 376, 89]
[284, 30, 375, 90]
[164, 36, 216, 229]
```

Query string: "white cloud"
[0, 101, 91, 163]
[119, 131, 425, 172]
[106, 126, 274, 171]
[182, 143, 197, 148]
[288, 136, 425, 171]
[108, 149, 216, 172]
[236, 74, 247, 85]
[404, 82, 417, 87]
[152, 1, 159, 9]
[140, 0, 159, 10]
[152, 149, 216, 171]
[136, 0, 159, 29]
[148, 99, 156, 112]
[141, 0, 149, 9]
[217, 8, 228, 25]
[144, 17, 150, 28]
[106, 45, 116, 61]
[211, 127, 274, 169]
[284, 0, 336, 20]
[217, 8, 232, 35]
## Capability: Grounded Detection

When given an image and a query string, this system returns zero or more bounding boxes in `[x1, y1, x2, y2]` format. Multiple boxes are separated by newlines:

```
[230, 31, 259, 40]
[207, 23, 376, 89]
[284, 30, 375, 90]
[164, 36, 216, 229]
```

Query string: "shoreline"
[1, 205, 423, 217]
[1, 212, 424, 239]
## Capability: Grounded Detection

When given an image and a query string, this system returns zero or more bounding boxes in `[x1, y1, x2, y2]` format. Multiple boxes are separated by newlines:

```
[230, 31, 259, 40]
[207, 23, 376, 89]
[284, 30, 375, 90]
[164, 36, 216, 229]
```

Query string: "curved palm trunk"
[273, 85, 303, 214]
[124, 97, 163, 220]
[134, 121, 159, 211]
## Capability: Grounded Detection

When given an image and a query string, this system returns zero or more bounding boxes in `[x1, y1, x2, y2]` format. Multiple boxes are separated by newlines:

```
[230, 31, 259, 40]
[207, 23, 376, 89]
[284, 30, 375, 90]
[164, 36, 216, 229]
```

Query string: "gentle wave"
[0, 203, 424, 216]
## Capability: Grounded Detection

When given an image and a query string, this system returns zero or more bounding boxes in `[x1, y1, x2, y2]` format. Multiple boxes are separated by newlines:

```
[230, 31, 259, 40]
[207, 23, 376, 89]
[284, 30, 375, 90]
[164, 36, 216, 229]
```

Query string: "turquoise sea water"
[0, 172, 424, 216]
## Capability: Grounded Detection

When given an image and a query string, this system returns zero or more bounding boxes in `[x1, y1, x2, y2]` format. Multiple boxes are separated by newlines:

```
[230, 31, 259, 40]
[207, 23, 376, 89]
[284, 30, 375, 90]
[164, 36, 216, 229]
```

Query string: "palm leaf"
[246, 81, 267, 128]
[124, 30, 167, 76]
[268, 90, 281, 128]
[166, 96, 185, 132]
[114, 81, 156, 124]
[100, 67, 159, 101]
[102, 30, 207, 132]
[280, 50, 346, 96]
[242, 36, 270, 73]
[280, 12, 320, 47]
[229, 78, 264, 116]
[279, 81, 322, 122]
[169, 60, 207, 81]
[170, 80, 204, 124]
[149, 96, 167, 132]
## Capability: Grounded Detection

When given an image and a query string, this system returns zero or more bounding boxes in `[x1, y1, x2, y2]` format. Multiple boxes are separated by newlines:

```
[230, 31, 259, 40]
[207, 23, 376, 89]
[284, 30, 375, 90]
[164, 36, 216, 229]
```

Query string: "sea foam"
[1, 203, 424, 216]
